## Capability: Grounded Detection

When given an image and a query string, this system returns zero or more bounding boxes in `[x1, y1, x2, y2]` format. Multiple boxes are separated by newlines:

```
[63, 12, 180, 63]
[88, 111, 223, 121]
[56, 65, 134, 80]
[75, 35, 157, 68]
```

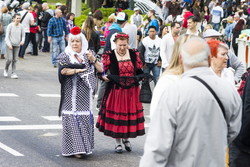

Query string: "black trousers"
[18, 33, 38, 58]
[42, 28, 50, 52]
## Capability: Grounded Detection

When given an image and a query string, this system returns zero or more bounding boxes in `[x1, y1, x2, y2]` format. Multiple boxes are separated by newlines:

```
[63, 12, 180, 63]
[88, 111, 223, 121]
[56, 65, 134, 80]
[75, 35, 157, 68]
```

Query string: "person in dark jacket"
[232, 19, 245, 56]
[230, 75, 250, 167]
[82, 16, 100, 54]
[39, 3, 53, 52]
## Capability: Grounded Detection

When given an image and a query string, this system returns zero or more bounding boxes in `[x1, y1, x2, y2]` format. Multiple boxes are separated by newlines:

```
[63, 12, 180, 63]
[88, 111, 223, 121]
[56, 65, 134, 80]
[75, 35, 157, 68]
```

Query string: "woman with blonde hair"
[103, 15, 116, 38]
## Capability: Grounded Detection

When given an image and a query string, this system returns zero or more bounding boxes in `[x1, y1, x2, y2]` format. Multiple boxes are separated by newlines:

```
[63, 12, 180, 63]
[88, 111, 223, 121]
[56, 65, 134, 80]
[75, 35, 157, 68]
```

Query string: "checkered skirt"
[62, 114, 94, 156]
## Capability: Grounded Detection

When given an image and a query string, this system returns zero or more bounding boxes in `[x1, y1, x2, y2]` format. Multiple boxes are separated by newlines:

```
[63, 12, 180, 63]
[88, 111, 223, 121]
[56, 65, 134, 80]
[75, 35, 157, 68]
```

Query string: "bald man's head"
[55, 9, 62, 17]
[181, 37, 210, 70]
[42, 3, 49, 10]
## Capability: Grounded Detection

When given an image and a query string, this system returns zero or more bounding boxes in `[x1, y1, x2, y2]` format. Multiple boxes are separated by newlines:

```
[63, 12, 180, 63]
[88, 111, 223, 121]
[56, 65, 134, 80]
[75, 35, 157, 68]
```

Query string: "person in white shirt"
[160, 22, 181, 69]
[140, 37, 242, 167]
[130, 7, 143, 28]
[139, 26, 161, 85]
[181, 16, 202, 37]
[211, 2, 224, 31]
[4, 13, 25, 79]
[17, 2, 34, 58]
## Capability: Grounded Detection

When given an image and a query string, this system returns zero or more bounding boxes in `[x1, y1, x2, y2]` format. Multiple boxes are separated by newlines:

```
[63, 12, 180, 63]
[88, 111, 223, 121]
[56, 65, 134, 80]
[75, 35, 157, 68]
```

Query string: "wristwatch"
[92, 58, 98, 64]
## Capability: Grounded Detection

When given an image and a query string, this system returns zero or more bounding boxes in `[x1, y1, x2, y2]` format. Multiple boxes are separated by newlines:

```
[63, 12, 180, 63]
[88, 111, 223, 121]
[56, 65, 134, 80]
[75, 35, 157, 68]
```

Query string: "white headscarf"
[65, 32, 89, 64]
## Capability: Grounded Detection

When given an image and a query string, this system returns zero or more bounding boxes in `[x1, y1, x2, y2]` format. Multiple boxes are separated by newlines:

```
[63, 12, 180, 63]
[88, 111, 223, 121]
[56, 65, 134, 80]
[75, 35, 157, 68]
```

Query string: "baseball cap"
[55, 3, 62, 6]
[134, 7, 140, 11]
[203, 29, 222, 38]
[116, 12, 128, 22]
[22, 2, 30, 9]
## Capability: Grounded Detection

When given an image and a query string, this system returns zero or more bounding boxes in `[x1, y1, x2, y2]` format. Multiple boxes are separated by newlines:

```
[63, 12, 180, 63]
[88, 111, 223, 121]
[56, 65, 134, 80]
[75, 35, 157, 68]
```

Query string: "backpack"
[238, 68, 250, 96]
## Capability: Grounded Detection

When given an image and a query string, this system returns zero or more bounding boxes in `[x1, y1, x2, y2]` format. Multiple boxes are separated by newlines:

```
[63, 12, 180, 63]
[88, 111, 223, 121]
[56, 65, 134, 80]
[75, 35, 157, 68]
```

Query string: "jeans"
[5, 45, 20, 73]
[18, 33, 38, 58]
[51, 36, 65, 65]
[42, 28, 50, 52]
[0, 34, 6, 55]
[212, 23, 220, 31]
[144, 63, 161, 85]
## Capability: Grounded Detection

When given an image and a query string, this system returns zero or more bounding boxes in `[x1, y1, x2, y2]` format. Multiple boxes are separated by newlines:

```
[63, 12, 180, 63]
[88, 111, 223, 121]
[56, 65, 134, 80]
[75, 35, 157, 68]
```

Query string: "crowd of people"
[0, 0, 250, 166]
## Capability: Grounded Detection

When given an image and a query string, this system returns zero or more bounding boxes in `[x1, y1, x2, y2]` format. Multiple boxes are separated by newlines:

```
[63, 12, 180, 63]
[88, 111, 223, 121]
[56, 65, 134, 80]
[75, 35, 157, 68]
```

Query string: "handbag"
[139, 79, 152, 103]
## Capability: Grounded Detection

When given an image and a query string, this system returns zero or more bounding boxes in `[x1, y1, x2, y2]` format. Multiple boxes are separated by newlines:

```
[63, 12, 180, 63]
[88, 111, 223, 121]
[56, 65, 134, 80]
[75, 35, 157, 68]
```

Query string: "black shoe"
[115, 145, 123, 154]
[122, 139, 132, 152]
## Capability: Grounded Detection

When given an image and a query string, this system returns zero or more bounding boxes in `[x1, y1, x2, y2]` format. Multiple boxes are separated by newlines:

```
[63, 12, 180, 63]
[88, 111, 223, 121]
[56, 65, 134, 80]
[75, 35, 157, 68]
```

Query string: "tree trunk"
[87, 0, 104, 12]
[66, 0, 72, 13]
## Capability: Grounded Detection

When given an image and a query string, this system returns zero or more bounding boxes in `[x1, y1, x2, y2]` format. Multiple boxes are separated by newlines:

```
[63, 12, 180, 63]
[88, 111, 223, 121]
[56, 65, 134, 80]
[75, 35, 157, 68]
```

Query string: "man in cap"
[203, 29, 244, 83]
[18, 2, 35, 59]
[130, 7, 143, 29]
[55, 3, 62, 9]
[130, 7, 143, 46]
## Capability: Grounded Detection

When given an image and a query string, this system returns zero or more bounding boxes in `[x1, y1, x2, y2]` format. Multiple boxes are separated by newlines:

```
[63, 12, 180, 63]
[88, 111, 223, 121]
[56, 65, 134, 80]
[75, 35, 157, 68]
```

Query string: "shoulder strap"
[21, 11, 28, 23]
[191, 76, 226, 120]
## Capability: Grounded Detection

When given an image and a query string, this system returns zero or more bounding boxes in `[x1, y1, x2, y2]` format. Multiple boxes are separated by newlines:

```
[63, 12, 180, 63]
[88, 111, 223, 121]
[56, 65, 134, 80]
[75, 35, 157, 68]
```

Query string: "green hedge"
[48, 3, 136, 27]
[75, 5, 135, 27]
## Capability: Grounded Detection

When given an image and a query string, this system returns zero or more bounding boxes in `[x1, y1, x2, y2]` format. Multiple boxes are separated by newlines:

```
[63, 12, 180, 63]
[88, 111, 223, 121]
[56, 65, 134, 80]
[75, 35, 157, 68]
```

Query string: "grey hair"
[42, 3, 49, 9]
[55, 9, 62, 14]
[181, 37, 210, 68]
[22, 2, 30, 9]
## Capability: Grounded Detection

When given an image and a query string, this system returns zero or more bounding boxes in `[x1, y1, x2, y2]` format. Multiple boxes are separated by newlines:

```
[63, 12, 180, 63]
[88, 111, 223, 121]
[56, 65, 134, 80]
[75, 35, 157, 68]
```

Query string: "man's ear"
[208, 55, 211, 66]
[179, 54, 183, 64]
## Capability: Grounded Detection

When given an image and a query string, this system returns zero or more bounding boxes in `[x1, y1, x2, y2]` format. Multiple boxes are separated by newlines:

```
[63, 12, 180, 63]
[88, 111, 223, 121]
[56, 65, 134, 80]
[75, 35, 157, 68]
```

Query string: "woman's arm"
[61, 68, 87, 75]
[93, 59, 103, 73]
[86, 51, 103, 73]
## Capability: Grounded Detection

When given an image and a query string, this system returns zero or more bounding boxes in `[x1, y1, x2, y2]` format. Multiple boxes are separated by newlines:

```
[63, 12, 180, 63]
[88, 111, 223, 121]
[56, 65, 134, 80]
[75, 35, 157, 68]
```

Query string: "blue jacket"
[104, 23, 122, 52]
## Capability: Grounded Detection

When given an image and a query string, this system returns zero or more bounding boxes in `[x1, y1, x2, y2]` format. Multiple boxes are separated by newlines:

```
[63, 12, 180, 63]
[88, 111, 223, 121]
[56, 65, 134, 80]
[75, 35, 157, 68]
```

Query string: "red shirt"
[182, 11, 194, 28]
[30, 11, 39, 33]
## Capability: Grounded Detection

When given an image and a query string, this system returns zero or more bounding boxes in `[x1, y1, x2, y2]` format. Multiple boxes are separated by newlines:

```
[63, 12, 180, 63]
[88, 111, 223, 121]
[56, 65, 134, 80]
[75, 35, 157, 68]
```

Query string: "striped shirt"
[47, 17, 69, 37]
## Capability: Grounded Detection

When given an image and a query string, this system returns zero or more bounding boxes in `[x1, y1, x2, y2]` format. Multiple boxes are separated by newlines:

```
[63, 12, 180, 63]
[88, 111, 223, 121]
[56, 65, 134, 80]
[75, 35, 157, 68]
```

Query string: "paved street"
[0, 52, 150, 167]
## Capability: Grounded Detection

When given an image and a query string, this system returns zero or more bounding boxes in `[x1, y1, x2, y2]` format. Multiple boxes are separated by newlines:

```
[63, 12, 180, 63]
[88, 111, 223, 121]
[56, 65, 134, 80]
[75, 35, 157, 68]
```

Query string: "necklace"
[117, 51, 126, 57]
[116, 50, 128, 61]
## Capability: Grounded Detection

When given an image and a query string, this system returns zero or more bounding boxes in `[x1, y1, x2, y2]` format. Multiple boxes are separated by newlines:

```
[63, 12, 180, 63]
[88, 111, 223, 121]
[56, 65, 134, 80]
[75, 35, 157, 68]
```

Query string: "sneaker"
[10, 73, 18, 79]
[3, 70, 8, 77]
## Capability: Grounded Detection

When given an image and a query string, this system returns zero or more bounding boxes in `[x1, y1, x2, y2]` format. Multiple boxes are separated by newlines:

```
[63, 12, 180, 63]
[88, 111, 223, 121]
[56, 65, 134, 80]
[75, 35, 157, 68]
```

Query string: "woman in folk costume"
[96, 32, 147, 153]
[58, 27, 103, 158]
